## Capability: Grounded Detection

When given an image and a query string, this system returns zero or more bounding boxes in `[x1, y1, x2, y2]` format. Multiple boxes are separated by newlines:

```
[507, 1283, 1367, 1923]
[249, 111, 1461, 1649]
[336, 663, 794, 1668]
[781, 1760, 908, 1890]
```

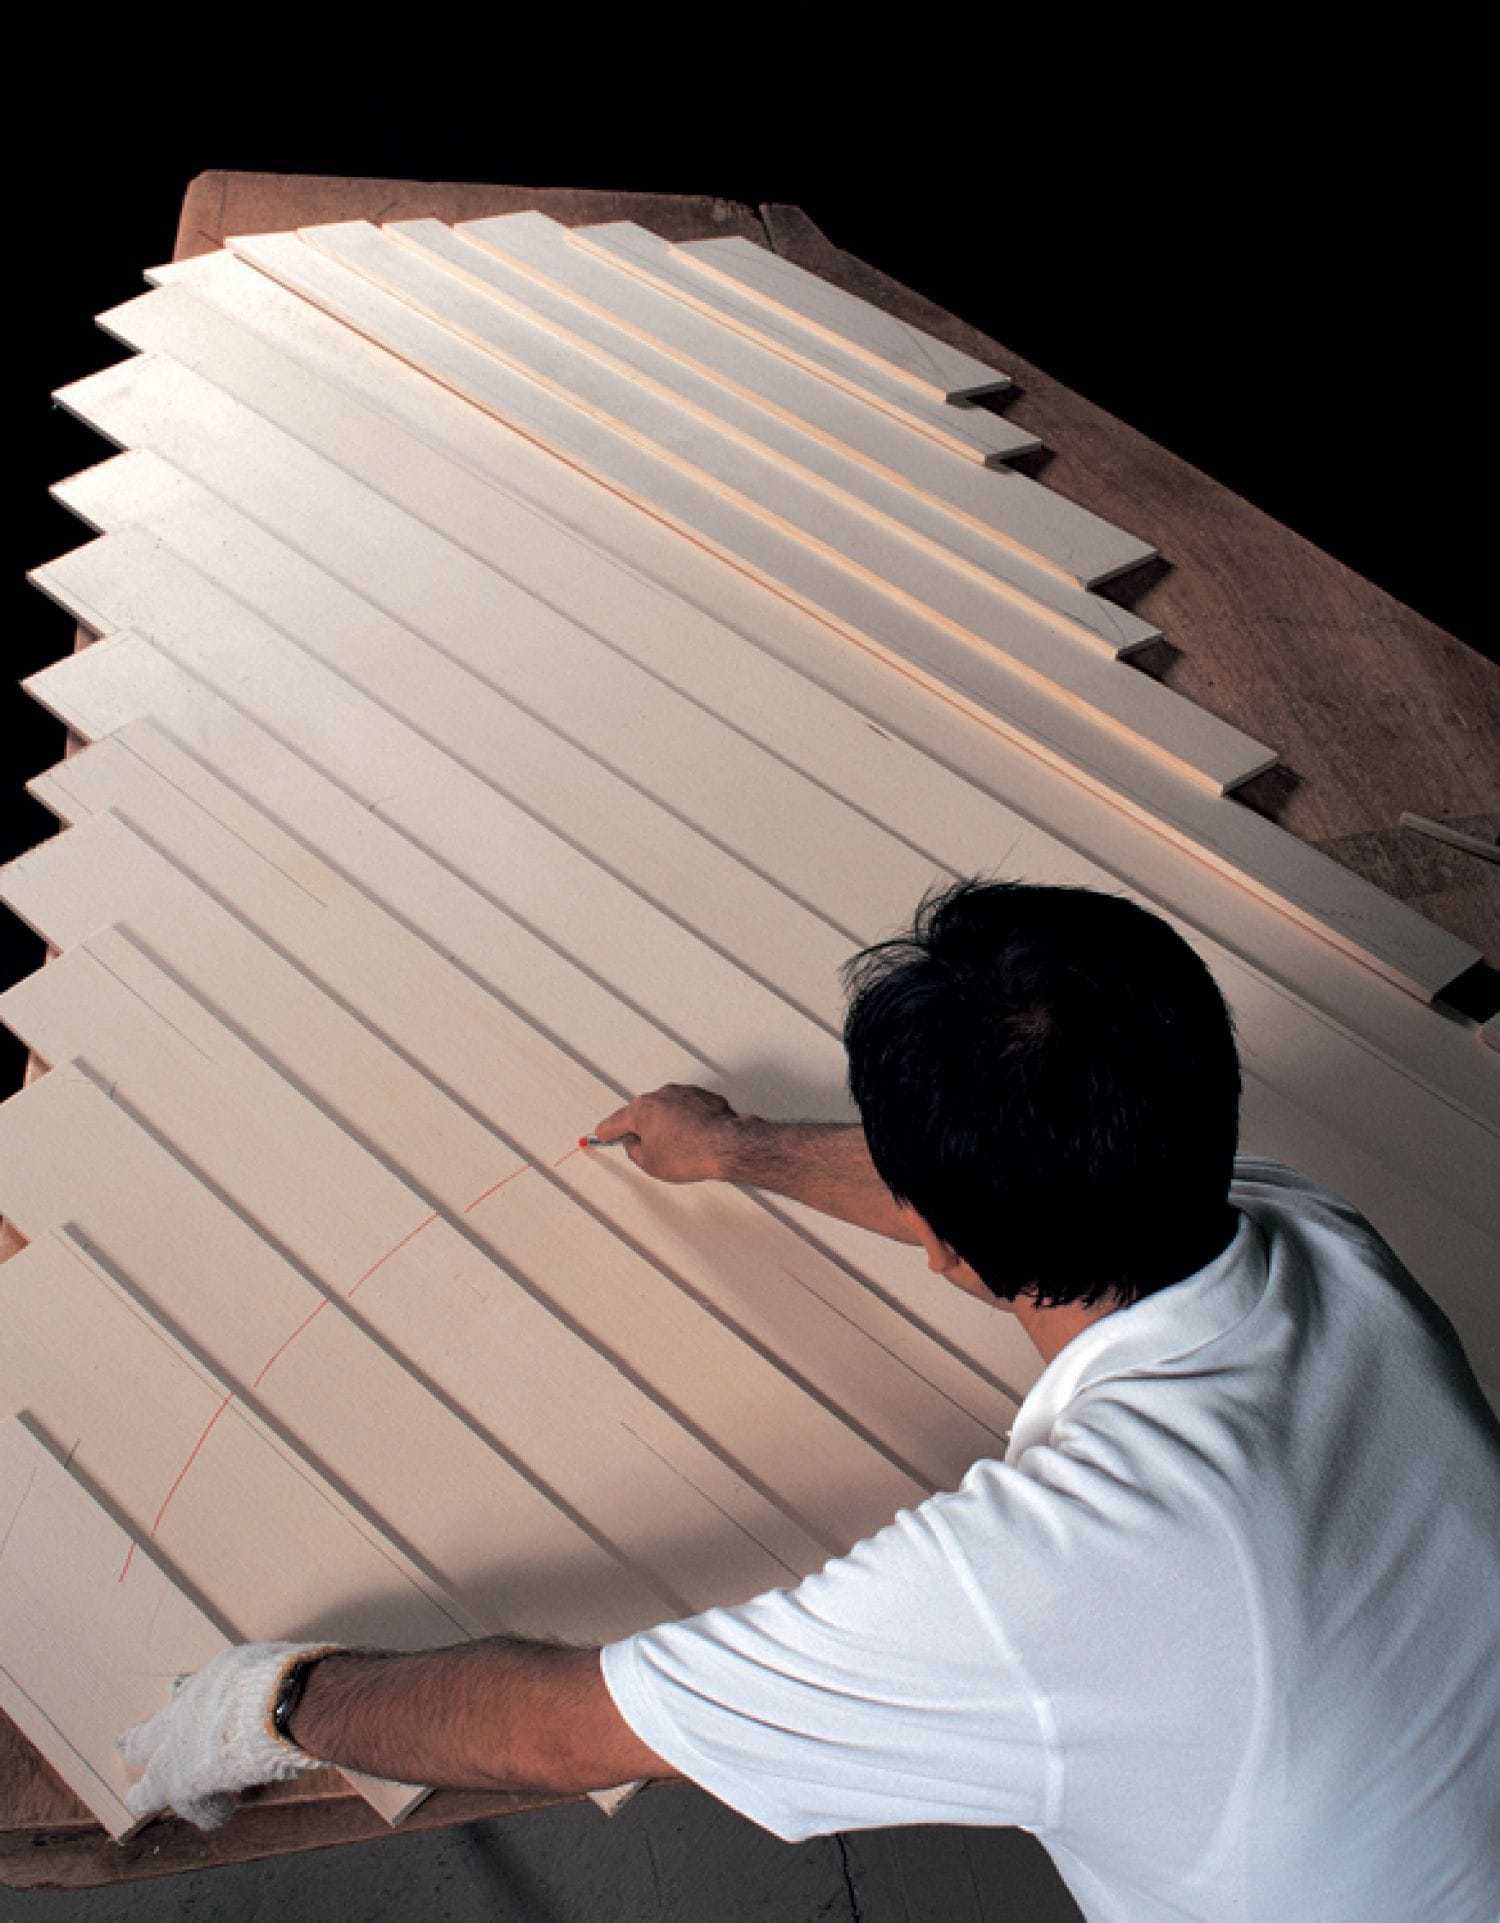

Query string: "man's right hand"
[590, 1084, 743, 1183]
[588, 1088, 922, 1245]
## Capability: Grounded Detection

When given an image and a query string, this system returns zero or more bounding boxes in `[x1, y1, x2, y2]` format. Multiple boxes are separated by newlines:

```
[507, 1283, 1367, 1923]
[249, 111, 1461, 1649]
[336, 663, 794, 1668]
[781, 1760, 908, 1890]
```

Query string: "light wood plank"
[31, 524, 856, 1051]
[0, 1413, 227, 1840]
[1, 930, 998, 1540]
[37, 718, 1021, 1436]
[573, 222, 1021, 461]
[393, 217, 1151, 618]
[121, 247, 1480, 1002]
[33, 502, 1493, 1189]
[21, 620, 1496, 1415]
[31, 515, 1496, 1225]
[0, 1065, 751, 1624]
[0, 1057, 818, 1611]
[21, 632, 1039, 1403]
[48, 446, 931, 978]
[0, 779, 1022, 1489]
[449, 211, 1042, 466]
[272, 224, 1238, 782]
[70, 297, 1265, 808]
[0, 1222, 474, 1826]
[678, 232, 1012, 402]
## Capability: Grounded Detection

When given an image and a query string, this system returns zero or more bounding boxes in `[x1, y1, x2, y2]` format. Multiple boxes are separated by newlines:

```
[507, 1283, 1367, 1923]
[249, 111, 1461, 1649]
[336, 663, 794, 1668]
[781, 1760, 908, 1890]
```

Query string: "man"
[118, 881, 1500, 1923]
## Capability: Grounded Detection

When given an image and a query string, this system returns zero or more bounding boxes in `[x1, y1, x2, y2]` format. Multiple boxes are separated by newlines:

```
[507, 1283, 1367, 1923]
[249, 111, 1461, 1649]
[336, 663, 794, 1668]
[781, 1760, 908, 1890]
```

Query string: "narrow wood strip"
[74, 292, 1264, 806]
[396, 216, 1151, 618]
[1399, 813, 1500, 865]
[2, 928, 988, 1536]
[118, 249, 1478, 1001]
[49, 443, 944, 966]
[29, 522, 1495, 1228]
[45, 445, 890, 998]
[0, 1057, 817, 1610]
[0, 1228, 465, 1827]
[21, 631, 1039, 1403]
[677, 232, 1012, 401]
[573, 223, 1020, 459]
[30, 526, 856, 1055]
[272, 225, 1237, 780]
[0, 1069, 740, 1625]
[448, 212, 1039, 466]
[22, 632, 1494, 1428]
[0, 1412, 226, 1840]
[450, 216, 1086, 585]
[0, 781, 1020, 1490]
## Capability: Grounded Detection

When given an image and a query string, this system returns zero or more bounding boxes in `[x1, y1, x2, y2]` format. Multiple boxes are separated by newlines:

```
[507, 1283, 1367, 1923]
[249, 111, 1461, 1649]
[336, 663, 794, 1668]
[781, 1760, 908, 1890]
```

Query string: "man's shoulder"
[1228, 1156, 1400, 1272]
[1230, 1155, 1357, 1213]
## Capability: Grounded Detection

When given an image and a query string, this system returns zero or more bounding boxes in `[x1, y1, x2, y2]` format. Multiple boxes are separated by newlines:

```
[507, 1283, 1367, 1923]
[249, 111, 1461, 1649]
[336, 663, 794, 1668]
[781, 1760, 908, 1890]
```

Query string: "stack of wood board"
[4, 217, 1497, 1840]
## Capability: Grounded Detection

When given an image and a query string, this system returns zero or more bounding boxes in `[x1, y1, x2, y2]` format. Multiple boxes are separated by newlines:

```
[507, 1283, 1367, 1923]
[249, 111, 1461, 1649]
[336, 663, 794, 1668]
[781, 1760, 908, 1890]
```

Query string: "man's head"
[843, 879, 1241, 1310]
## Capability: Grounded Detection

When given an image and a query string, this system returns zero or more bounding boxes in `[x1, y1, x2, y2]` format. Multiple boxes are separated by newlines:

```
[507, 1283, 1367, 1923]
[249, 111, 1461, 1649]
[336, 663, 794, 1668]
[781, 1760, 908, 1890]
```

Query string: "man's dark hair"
[843, 879, 1241, 1308]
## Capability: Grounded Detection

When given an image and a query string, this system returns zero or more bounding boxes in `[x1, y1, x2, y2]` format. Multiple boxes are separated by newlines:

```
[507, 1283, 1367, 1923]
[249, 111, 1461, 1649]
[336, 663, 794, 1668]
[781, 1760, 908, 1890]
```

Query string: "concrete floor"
[3, 1782, 1084, 1922]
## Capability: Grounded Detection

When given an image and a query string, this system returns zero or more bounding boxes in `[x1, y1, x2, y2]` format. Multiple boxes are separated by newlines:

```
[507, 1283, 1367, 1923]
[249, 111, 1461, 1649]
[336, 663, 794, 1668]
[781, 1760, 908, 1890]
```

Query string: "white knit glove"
[116, 1641, 341, 1830]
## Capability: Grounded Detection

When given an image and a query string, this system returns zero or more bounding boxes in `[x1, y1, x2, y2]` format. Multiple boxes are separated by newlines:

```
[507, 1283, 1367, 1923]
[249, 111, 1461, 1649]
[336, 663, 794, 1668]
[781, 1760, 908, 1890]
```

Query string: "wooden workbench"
[3, 169, 1496, 1891]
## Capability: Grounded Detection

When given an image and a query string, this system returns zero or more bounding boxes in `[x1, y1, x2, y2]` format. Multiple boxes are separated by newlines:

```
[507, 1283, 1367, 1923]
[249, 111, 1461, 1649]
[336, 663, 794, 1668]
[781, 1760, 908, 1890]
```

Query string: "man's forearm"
[590, 1085, 922, 1244]
[289, 1640, 671, 1795]
[720, 1118, 922, 1244]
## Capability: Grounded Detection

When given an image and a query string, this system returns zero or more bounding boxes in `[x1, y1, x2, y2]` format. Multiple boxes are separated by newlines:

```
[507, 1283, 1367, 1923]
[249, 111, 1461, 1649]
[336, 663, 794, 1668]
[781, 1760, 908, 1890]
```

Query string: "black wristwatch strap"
[270, 1648, 336, 1748]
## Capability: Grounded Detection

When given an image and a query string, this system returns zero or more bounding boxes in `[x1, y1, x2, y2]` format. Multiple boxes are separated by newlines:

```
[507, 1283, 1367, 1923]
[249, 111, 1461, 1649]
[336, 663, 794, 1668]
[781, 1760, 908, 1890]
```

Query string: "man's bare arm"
[590, 1084, 923, 1245]
[291, 1641, 676, 1796]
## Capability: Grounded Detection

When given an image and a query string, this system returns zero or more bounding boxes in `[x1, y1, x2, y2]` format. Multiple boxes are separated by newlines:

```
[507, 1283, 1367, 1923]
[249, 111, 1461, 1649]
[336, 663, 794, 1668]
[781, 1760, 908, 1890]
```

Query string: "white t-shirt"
[602, 1161, 1500, 1923]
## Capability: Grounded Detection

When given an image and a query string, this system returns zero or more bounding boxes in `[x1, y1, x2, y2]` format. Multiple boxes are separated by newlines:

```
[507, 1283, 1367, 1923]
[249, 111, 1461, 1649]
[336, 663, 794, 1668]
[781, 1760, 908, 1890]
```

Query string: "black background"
[6, 7, 1496, 1089]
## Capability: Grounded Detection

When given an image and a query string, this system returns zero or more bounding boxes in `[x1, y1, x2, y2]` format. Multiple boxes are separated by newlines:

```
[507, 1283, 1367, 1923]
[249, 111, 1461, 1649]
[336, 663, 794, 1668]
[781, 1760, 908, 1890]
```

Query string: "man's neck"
[1011, 1207, 1241, 1365]
[1011, 1294, 1118, 1366]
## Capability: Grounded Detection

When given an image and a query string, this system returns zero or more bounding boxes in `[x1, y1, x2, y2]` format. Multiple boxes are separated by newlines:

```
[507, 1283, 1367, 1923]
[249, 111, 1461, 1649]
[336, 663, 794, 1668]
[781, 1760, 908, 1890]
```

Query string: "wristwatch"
[269, 1649, 334, 1748]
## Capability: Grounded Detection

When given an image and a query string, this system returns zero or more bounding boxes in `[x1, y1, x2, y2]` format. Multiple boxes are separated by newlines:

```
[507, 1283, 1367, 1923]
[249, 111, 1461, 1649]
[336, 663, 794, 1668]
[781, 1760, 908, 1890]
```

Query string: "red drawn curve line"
[463, 1166, 531, 1214]
[116, 1211, 440, 1579]
[347, 1211, 441, 1296]
[252, 1299, 330, 1388]
[118, 1390, 235, 1582]
[115, 1142, 575, 1582]
[462, 1142, 583, 1214]
[250, 1206, 442, 1390]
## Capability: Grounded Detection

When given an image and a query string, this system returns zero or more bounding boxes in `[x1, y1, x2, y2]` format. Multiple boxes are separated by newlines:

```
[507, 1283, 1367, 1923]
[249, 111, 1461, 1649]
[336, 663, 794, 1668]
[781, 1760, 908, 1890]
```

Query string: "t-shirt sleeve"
[600, 1471, 1057, 1841]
